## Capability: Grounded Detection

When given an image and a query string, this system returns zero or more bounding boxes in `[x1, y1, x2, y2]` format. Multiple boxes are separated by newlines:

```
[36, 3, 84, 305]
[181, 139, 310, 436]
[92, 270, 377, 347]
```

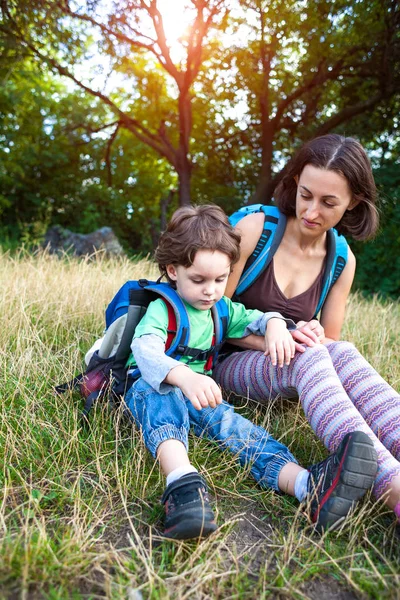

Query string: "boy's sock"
[394, 502, 400, 521]
[166, 465, 198, 487]
[294, 469, 310, 502]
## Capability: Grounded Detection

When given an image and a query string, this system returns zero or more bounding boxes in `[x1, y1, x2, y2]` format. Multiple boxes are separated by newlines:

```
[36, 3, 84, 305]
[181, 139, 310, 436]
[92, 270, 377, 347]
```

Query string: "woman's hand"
[265, 318, 295, 367]
[292, 320, 325, 346]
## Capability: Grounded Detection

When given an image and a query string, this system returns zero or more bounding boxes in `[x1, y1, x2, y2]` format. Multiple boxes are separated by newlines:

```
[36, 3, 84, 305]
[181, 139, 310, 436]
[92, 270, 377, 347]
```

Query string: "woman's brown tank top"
[239, 259, 325, 322]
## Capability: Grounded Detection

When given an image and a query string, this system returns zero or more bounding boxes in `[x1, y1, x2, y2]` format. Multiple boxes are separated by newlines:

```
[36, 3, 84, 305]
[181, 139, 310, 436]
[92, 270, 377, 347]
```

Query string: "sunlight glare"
[157, 0, 196, 61]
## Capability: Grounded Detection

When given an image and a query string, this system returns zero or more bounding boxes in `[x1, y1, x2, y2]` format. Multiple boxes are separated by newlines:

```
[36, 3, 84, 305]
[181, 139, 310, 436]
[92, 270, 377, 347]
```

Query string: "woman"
[213, 134, 400, 520]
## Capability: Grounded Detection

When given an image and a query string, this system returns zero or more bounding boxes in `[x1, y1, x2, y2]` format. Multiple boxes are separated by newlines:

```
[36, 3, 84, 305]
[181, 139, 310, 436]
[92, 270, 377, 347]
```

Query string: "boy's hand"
[264, 318, 295, 367]
[166, 365, 222, 410]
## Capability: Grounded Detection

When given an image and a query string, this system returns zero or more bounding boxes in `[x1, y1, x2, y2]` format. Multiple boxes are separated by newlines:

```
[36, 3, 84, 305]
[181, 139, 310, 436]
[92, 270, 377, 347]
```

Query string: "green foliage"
[350, 159, 400, 297]
[0, 55, 177, 252]
[1, 0, 399, 281]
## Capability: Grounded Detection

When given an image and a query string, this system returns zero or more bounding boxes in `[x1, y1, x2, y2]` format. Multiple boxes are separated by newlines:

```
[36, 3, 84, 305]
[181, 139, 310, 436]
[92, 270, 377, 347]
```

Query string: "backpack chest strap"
[175, 341, 224, 364]
[162, 297, 222, 370]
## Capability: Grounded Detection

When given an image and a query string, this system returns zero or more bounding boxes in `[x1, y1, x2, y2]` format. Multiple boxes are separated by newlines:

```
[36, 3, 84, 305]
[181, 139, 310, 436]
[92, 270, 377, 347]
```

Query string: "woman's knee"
[326, 340, 356, 352]
[325, 340, 358, 360]
[294, 343, 331, 364]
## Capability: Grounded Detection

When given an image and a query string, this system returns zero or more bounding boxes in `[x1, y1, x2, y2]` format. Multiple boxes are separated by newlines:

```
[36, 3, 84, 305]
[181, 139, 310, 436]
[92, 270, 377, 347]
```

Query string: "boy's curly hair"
[155, 204, 241, 281]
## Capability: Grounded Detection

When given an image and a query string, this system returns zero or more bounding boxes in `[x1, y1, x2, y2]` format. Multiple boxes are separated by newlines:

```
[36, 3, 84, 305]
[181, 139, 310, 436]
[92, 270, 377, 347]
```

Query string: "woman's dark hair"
[155, 204, 241, 282]
[274, 134, 379, 240]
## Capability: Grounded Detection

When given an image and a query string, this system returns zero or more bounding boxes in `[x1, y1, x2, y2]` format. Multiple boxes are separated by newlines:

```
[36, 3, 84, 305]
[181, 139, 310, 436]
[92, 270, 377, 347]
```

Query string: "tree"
[1, 0, 399, 220]
[214, 0, 400, 203]
[350, 141, 400, 297]
[0, 48, 176, 251]
[1, 0, 227, 205]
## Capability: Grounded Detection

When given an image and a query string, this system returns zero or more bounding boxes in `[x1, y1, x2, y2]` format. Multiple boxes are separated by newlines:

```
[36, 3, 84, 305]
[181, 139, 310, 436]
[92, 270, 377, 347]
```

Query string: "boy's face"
[166, 249, 231, 310]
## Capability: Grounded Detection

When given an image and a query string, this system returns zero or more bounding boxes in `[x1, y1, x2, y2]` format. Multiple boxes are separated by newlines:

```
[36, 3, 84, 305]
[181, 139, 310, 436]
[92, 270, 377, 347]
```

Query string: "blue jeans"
[125, 378, 297, 492]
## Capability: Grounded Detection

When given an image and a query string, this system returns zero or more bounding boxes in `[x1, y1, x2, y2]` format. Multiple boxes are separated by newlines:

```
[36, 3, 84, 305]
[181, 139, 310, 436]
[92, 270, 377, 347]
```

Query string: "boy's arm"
[242, 313, 298, 367]
[225, 334, 266, 351]
[132, 334, 222, 410]
[164, 365, 222, 410]
[241, 312, 296, 337]
[131, 299, 186, 394]
[227, 319, 321, 352]
[131, 334, 184, 394]
[132, 299, 221, 409]
[224, 299, 300, 367]
[224, 298, 295, 339]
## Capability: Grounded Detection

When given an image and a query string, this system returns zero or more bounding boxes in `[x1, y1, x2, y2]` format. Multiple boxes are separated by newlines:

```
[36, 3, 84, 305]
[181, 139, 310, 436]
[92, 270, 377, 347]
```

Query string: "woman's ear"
[348, 197, 361, 211]
[166, 264, 178, 281]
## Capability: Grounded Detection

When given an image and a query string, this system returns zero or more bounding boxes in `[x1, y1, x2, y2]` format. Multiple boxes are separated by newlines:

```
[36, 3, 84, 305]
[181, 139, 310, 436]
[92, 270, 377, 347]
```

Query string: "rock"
[43, 225, 125, 257]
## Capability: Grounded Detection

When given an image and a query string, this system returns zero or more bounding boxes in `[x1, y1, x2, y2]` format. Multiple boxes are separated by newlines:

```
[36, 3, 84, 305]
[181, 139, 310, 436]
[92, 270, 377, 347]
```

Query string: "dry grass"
[0, 249, 399, 600]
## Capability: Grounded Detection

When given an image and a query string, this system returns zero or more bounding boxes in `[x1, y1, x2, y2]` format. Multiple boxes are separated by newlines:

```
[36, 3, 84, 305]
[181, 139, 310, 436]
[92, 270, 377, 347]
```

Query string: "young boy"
[124, 205, 377, 539]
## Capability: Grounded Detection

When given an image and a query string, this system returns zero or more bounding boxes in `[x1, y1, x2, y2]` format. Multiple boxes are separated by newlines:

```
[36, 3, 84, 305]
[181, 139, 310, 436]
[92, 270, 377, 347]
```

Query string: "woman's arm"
[319, 248, 356, 341]
[225, 212, 265, 298]
[227, 334, 266, 351]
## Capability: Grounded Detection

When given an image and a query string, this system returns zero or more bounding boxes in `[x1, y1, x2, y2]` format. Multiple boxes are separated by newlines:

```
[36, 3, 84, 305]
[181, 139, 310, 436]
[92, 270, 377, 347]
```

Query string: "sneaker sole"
[163, 518, 218, 540]
[315, 431, 378, 532]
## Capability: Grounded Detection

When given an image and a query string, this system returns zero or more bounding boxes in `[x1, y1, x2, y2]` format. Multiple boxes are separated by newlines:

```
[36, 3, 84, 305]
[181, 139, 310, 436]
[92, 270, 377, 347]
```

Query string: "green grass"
[1, 249, 399, 599]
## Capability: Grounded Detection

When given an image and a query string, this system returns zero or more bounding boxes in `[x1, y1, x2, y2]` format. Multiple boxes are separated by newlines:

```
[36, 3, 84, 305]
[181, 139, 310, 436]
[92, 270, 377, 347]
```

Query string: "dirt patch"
[221, 498, 362, 600]
[221, 497, 276, 574]
[302, 577, 359, 600]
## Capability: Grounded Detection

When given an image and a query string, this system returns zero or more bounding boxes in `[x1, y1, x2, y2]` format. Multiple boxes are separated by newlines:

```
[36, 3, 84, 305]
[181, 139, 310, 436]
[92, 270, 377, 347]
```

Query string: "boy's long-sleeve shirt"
[130, 296, 295, 394]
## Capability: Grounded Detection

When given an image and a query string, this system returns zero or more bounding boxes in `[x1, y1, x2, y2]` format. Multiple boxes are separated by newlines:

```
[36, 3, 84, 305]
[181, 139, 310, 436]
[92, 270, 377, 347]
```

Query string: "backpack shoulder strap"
[164, 298, 178, 351]
[142, 282, 191, 359]
[159, 293, 230, 372]
[315, 229, 348, 316]
[212, 297, 229, 345]
[235, 205, 286, 297]
[102, 280, 191, 367]
[229, 203, 265, 227]
[204, 297, 229, 371]
[113, 282, 228, 375]
[122, 281, 192, 381]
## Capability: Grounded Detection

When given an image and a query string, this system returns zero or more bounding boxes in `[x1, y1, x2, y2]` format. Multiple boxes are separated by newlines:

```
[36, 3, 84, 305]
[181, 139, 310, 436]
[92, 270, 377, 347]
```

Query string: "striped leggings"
[213, 341, 400, 499]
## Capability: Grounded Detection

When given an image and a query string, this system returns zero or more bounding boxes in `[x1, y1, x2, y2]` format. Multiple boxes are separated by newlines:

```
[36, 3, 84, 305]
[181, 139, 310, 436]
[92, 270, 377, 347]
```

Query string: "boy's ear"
[166, 264, 178, 281]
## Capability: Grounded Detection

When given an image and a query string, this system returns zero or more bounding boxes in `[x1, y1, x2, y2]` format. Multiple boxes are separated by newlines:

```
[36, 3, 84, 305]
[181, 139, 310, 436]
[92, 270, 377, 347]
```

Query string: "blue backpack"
[229, 204, 348, 316]
[56, 279, 229, 421]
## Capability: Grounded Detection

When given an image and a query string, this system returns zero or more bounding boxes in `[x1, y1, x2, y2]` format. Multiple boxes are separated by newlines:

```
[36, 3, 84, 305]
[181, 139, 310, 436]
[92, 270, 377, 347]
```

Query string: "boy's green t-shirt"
[128, 297, 264, 375]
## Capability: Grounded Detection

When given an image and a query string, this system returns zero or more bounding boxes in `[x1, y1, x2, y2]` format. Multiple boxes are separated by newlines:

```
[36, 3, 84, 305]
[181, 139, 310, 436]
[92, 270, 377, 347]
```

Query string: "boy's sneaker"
[161, 473, 218, 540]
[306, 431, 378, 532]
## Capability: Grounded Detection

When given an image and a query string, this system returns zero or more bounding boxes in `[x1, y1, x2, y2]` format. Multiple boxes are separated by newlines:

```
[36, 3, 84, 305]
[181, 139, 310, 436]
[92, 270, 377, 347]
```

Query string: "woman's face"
[295, 164, 354, 235]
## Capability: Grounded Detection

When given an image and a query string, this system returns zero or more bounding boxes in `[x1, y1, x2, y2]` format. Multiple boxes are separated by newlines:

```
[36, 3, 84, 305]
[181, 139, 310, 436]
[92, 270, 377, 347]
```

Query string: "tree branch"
[4, 9, 178, 166]
[185, 0, 226, 85]
[312, 93, 384, 138]
[146, 0, 181, 83]
[60, 2, 162, 62]
[65, 120, 120, 135]
[272, 57, 346, 131]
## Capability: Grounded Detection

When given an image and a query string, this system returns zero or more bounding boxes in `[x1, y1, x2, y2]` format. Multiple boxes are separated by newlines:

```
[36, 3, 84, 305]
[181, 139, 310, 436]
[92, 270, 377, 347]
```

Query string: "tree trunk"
[251, 127, 275, 204]
[150, 189, 176, 249]
[160, 189, 175, 231]
[176, 86, 193, 206]
[177, 163, 192, 206]
[252, 176, 276, 204]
